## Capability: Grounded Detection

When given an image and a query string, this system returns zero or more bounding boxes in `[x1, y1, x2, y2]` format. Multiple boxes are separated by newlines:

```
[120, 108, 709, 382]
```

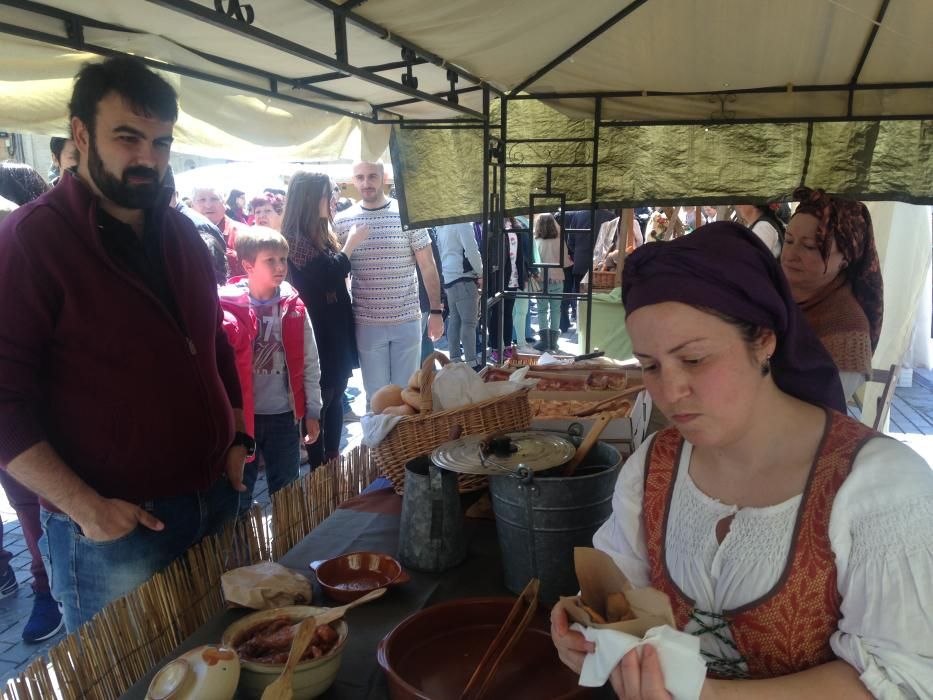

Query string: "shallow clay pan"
[377, 597, 592, 700]
[311, 551, 410, 603]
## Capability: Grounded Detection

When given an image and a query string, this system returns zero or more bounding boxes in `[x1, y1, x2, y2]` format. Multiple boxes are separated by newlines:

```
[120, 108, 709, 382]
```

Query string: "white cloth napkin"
[572, 624, 707, 700]
[360, 413, 403, 447]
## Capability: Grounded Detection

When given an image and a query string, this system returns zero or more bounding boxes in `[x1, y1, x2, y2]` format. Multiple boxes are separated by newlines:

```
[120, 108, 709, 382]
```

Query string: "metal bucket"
[488, 441, 621, 603]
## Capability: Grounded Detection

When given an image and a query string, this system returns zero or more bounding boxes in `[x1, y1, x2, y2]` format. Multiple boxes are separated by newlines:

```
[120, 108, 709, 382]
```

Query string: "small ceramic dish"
[146, 645, 239, 700]
[310, 551, 410, 603]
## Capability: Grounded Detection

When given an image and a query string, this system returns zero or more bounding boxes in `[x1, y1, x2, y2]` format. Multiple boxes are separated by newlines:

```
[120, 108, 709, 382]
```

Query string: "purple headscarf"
[621, 222, 846, 413]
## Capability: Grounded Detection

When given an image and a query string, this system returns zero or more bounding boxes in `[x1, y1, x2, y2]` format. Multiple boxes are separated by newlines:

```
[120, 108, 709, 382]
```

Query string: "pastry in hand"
[606, 591, 636, 622]
[579, 601, 607, 625]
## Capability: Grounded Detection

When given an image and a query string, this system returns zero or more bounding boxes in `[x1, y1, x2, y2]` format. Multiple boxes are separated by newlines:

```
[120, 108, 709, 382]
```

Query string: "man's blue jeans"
[40, 475, 239, 632]
[241, 411, 301, 513]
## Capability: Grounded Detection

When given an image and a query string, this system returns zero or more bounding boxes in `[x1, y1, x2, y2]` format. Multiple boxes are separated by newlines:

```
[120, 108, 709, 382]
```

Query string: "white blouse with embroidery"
[593, 434, 933, 699]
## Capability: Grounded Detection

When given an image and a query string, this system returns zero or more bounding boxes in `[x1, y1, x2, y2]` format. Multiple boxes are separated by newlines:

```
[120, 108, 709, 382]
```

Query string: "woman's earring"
[761, 355, 771, 377]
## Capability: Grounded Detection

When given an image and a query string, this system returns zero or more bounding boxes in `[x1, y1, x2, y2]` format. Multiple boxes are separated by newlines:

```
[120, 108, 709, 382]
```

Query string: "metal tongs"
[459, 578, 540, 700]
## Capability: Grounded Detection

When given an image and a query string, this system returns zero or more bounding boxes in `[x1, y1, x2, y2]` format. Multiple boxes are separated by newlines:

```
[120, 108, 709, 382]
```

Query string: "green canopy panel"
[393, 101, 933, 228]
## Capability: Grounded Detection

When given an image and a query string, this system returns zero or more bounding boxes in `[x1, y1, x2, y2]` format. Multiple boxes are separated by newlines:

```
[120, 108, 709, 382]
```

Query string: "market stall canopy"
[0, 0, 931, 220]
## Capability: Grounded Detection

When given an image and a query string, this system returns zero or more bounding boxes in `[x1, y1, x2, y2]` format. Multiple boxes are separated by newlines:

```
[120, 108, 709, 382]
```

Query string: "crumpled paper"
[573, 624, 707, 700]
[221, 562, 312, 609]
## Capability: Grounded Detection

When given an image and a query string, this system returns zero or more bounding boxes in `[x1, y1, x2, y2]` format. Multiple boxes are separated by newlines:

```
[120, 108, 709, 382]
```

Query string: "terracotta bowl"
[221, 606, 348, 700]
[310, 551, 410, 603]
[377, 597, 593, 700]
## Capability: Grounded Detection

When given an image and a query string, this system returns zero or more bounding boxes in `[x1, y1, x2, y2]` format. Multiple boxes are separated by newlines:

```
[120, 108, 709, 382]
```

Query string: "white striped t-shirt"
[334, 199, 430, 325]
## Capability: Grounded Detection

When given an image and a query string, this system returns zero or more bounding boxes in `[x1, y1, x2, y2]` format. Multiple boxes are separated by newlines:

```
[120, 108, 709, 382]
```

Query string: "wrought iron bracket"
[214, 0, 253, 25]
[447, 68, 459, 104]
[400, 47, 418, 89]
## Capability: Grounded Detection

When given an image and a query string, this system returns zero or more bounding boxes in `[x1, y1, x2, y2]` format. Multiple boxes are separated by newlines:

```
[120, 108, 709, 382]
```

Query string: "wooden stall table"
[124, 486, 600, 699]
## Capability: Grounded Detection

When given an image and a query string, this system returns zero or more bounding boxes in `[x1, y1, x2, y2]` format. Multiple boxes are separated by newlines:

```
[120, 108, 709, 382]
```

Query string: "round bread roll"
[371, 384, 405, 414]
[382, 403, 416, 416]
[400, 387, 421, 410]
[408, 369, 423, 390]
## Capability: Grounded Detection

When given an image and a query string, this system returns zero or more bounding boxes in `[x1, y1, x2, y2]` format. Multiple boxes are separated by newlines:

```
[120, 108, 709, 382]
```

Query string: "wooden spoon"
[562, 414, 612, 477]
[260, 616, 318, 700]
[261, 588, 387, 700]
[303, 586, 386, 627]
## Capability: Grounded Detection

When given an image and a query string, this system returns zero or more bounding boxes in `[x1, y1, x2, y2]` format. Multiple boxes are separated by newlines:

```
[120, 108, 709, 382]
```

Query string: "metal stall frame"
[5, 0, 933, 364]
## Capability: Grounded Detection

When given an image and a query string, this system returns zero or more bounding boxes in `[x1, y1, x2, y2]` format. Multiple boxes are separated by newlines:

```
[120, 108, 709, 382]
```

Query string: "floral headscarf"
[791, 187, 883, 350]
[622, 222, 846, 412]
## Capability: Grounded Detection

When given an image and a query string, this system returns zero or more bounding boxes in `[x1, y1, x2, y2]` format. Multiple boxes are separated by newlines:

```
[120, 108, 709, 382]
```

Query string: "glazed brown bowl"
[377, 597, 592, 700]
[310, 551, 410, 603]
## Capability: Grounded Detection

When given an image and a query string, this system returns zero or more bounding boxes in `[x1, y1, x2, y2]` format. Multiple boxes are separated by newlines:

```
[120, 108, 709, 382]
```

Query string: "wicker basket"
[592, 270, 618, 289]
[373, 352, 532, 494]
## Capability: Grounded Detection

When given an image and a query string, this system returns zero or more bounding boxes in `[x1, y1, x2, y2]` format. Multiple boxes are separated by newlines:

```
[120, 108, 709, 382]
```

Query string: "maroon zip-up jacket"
[0, 172, 242, 510]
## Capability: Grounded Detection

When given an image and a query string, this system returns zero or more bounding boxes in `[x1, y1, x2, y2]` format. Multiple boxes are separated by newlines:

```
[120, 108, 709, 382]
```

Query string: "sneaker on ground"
[22, 591, 64, 643]
[0, 565, 17, 598]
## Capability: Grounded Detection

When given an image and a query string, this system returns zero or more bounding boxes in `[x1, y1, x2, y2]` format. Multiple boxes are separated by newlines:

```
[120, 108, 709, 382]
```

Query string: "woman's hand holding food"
[609, 645, 719, 700]
[549, 598, 595, 675]
[608, 645, 673, 700]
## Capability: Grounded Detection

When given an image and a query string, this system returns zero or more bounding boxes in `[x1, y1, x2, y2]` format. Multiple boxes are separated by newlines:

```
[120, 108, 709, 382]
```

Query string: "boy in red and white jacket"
[219, 227, 322, 507]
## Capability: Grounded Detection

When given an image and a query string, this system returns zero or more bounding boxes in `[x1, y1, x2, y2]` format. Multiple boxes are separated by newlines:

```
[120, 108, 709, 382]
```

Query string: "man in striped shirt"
[334, 161, 444, 410]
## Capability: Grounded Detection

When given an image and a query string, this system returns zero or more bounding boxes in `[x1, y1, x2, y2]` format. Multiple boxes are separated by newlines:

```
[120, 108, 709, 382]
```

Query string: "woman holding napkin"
[550, 222, 933, 699]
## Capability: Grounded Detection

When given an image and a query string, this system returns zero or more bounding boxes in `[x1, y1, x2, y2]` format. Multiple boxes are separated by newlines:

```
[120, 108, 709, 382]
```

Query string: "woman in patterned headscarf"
[781, 187, 883, 399]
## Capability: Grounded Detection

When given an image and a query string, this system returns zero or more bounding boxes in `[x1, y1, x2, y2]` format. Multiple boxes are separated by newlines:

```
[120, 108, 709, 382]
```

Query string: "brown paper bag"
[561, 547, 675, 637]
[221, 562, 312, 609]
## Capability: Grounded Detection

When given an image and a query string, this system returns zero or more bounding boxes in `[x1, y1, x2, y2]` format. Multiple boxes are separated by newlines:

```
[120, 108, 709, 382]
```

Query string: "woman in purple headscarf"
[550, 223, 933, 698]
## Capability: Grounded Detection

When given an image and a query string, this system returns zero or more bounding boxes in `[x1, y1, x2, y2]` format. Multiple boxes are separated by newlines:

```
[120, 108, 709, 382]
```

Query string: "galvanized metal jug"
[397, 456, 466, 573]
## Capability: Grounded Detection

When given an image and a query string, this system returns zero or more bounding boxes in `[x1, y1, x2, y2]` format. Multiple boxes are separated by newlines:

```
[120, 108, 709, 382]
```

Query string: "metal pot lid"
[431, 432, 576, 476]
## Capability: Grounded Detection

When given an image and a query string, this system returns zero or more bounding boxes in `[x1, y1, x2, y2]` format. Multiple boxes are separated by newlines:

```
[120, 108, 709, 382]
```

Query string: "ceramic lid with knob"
[431, 432, 576, 476]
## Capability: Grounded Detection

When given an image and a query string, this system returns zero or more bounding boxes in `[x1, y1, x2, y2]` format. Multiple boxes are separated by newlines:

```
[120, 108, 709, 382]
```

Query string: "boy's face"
[243, 247, 287, 293]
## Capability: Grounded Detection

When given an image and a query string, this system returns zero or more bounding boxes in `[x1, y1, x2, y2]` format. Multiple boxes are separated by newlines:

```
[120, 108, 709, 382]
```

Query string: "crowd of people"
[0, 52, 929, 699]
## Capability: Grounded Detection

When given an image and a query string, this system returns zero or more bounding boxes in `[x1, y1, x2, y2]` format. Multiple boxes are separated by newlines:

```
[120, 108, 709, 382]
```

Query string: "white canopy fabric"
[861, 202, 933, 429]
[1, 0, 930, 158]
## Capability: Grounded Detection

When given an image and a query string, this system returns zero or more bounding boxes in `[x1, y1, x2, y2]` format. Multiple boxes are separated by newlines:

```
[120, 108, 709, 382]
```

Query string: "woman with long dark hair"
[225, 189, 248, 223]
[282, 171, 368, 467]
[532, 213, 569, 352]
[0, 161, 49, 206]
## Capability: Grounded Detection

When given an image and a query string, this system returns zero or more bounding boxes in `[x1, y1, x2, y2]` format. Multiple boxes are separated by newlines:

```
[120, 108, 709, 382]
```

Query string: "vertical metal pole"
[480, 86, 491, 366]
[496, 97, 509, 361]
[584, 97, 601, 353]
